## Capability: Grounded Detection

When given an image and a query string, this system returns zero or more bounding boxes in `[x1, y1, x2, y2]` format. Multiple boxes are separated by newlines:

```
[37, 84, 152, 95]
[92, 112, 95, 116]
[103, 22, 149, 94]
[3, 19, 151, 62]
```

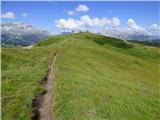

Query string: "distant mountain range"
[1, 22, 160, 47]
[61, 28, 160, 43]
[1, 22, 51, 46]
[100, 28, 160, 42]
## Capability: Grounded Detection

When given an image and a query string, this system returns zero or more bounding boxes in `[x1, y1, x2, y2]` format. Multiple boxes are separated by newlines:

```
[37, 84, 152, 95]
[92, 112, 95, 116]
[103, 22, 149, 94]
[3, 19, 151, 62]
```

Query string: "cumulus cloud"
[80, 15, 93, 27]
[55, 15, 118, 32]
[66, 4, 89, 16]
[55, 18, 85, 31]
[111, 17, 120, 27]
[127, 18, 144, 31]
[148, 24, 160, 36]
[149, 24, 159, 31]
[67, 10, 74, 15]
[1, 12, 16, 19]
[76, 4, 89, 12]
[80, 15, 111, 27]
[55, 16, 160, 40]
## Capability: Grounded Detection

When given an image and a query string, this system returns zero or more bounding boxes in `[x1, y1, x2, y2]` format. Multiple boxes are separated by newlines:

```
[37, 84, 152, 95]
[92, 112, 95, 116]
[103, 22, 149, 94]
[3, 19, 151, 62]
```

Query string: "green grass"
[2, 45, 60, 119]
[2, 32, 160, 120]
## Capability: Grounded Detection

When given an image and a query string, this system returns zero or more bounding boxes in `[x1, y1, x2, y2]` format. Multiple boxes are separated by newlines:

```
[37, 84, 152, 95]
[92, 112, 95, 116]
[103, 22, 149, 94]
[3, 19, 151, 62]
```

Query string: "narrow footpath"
[32, 52, 58, 120]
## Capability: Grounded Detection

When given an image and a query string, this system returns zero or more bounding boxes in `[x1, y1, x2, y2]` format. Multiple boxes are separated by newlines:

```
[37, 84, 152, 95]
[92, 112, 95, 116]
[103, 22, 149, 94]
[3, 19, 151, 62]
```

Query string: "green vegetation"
[2, 45, 58, 119]
[2, 32, 160, 120]
[130, 40, 160, 48]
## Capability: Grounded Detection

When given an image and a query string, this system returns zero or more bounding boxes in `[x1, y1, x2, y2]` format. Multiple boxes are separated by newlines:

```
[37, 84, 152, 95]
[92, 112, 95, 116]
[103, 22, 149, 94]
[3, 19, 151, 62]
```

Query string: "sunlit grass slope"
[2, 32, 160, 120]
[2, 43, 59, 119]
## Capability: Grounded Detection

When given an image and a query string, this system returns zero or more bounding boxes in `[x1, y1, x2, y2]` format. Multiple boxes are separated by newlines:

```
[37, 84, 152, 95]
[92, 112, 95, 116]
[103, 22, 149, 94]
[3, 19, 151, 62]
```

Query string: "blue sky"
[1, 1, 159, 34]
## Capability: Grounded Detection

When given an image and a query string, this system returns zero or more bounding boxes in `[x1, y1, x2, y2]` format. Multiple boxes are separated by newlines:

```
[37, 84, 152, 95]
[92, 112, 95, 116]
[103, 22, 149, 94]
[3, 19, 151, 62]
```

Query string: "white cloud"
[99, 17, 111, 26]
[149, 24, 159, 30]
[55, 15, 113, 32]
[111, 17, 120, 27]
[80, 15, 93, 27]
[80, 15, 111, 28]
[67, 10, 74, 15]
[66, 4, 89, 16]
[1, 12, 16, 19]
[55, 18, 83, 31]
[148, 24, 160, 36]
[75, 4, 89, 12]
[127, 18, 144, 31]
[55, 16, 159, 40]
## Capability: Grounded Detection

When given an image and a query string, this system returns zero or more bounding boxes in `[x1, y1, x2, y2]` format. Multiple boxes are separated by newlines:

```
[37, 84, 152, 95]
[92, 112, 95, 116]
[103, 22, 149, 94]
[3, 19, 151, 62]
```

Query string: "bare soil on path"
[32, 52, 58, 120]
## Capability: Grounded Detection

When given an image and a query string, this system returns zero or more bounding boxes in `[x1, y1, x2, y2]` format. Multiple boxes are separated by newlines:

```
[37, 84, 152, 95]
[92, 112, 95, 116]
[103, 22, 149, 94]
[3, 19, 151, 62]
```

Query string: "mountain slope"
[2, 33, 160, 120]
[1, 22, 51, 46]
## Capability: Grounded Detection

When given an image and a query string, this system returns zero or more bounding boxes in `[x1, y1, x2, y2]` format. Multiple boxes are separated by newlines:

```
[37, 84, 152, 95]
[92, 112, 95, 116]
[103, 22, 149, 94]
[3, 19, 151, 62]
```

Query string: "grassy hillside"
[1, 42, 61, 119]
[130, 40, 160, 48]
[2, 32, 160, 120]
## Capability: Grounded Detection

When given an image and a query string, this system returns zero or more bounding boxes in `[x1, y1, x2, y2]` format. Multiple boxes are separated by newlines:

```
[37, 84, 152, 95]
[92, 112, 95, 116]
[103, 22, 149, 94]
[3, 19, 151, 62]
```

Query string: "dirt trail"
[32, 52, 58, 120]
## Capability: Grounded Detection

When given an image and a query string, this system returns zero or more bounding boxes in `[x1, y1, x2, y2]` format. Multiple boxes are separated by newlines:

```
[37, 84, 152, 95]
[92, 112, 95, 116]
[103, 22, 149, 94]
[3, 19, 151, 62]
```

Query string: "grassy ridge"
[53, 33, 160, 120]
[2, 32, 160, 120]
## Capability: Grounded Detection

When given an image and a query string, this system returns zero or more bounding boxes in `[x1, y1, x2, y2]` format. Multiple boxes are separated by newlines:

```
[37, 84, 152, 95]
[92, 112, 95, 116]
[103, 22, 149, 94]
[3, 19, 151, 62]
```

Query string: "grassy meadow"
[2, 44, 58, 119]
[2, 33, 160, 120]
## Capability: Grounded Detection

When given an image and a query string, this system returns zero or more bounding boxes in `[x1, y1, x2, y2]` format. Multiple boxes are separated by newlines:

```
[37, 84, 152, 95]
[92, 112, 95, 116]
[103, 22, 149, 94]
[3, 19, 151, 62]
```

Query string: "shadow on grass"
[86, 34, 134, 49]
